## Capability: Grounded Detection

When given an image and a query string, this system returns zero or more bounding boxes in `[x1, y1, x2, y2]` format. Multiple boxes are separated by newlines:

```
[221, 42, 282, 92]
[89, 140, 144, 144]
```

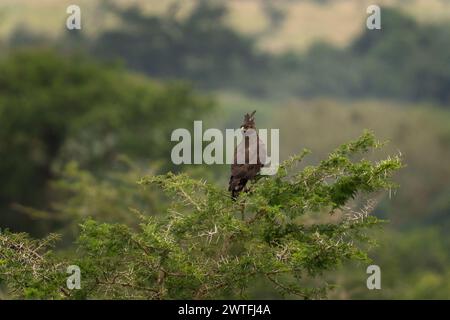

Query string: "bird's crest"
[242, 110, 256, 128]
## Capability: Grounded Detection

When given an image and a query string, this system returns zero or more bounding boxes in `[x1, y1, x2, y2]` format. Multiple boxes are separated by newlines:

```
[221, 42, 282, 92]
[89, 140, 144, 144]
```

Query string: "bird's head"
[240, 110, 256, 135]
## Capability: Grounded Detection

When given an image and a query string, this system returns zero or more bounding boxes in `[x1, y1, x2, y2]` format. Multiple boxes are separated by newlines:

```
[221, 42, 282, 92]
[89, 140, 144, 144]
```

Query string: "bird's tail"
[229, 177, 247, 201]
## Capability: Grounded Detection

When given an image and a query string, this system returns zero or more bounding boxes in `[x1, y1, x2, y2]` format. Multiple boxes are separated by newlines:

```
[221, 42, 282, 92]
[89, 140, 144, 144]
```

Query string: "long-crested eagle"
[228, 111, 266, 199]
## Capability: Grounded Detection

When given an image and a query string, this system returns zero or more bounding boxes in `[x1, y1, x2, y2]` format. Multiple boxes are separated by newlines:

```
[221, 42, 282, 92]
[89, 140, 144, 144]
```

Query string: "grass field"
[2, 0, 450, 52]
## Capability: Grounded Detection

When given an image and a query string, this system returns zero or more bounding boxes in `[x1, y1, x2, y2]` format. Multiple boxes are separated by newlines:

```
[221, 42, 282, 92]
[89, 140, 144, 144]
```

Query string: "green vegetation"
[0, 49, 213, 235]
[88, 5, 450, 104]
[0, 132, 402, 299]
[217, 96, 450, 299]
[271, 99, 450, 226]
[6, 3, 450, 104]
[0, 0, 449, 300]
[3, 0, 450, 51]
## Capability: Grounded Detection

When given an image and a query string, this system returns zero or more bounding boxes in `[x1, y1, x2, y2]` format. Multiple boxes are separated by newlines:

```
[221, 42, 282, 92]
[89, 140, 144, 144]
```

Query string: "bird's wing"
[257, 138, 267, 166]
[230, 164, 249, 178]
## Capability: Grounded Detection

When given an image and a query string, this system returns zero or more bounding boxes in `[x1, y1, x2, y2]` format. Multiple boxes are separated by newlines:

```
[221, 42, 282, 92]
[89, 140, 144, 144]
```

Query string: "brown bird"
[228, 111, 266, 199]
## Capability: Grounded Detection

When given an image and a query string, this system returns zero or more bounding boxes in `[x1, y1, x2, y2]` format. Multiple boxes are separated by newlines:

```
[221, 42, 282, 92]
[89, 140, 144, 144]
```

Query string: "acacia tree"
[0, 132, 402, 299]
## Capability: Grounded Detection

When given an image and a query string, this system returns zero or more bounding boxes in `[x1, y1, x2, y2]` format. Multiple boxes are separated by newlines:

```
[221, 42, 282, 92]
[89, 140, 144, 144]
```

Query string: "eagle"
[228, 111, 266, 199]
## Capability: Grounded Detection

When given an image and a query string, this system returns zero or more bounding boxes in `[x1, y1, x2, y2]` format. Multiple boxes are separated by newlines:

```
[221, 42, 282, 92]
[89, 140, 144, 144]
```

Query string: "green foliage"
[0, 132, 402, 299]
[0, 232, 65, 299]
[80, 6, 450, 103]
[8, 5, 450, 104]
[272, 99, 450, 226]
[89, 1, 266, 89]
[349, 8, 450, 104]
[0, 49, 213, 234]
[259, 8, 450, 104]
[327, 226, 450, 299]
[43, 159, 165, 240]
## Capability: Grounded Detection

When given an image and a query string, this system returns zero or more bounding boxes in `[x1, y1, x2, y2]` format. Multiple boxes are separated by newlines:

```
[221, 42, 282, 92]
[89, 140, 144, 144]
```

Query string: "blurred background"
[0, 0, 449, 299]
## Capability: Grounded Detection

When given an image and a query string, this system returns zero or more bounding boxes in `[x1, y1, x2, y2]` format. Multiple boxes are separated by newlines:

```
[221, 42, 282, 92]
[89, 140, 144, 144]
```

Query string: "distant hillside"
[2, 0, 450, 52]
[216, 93, 450, 226]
